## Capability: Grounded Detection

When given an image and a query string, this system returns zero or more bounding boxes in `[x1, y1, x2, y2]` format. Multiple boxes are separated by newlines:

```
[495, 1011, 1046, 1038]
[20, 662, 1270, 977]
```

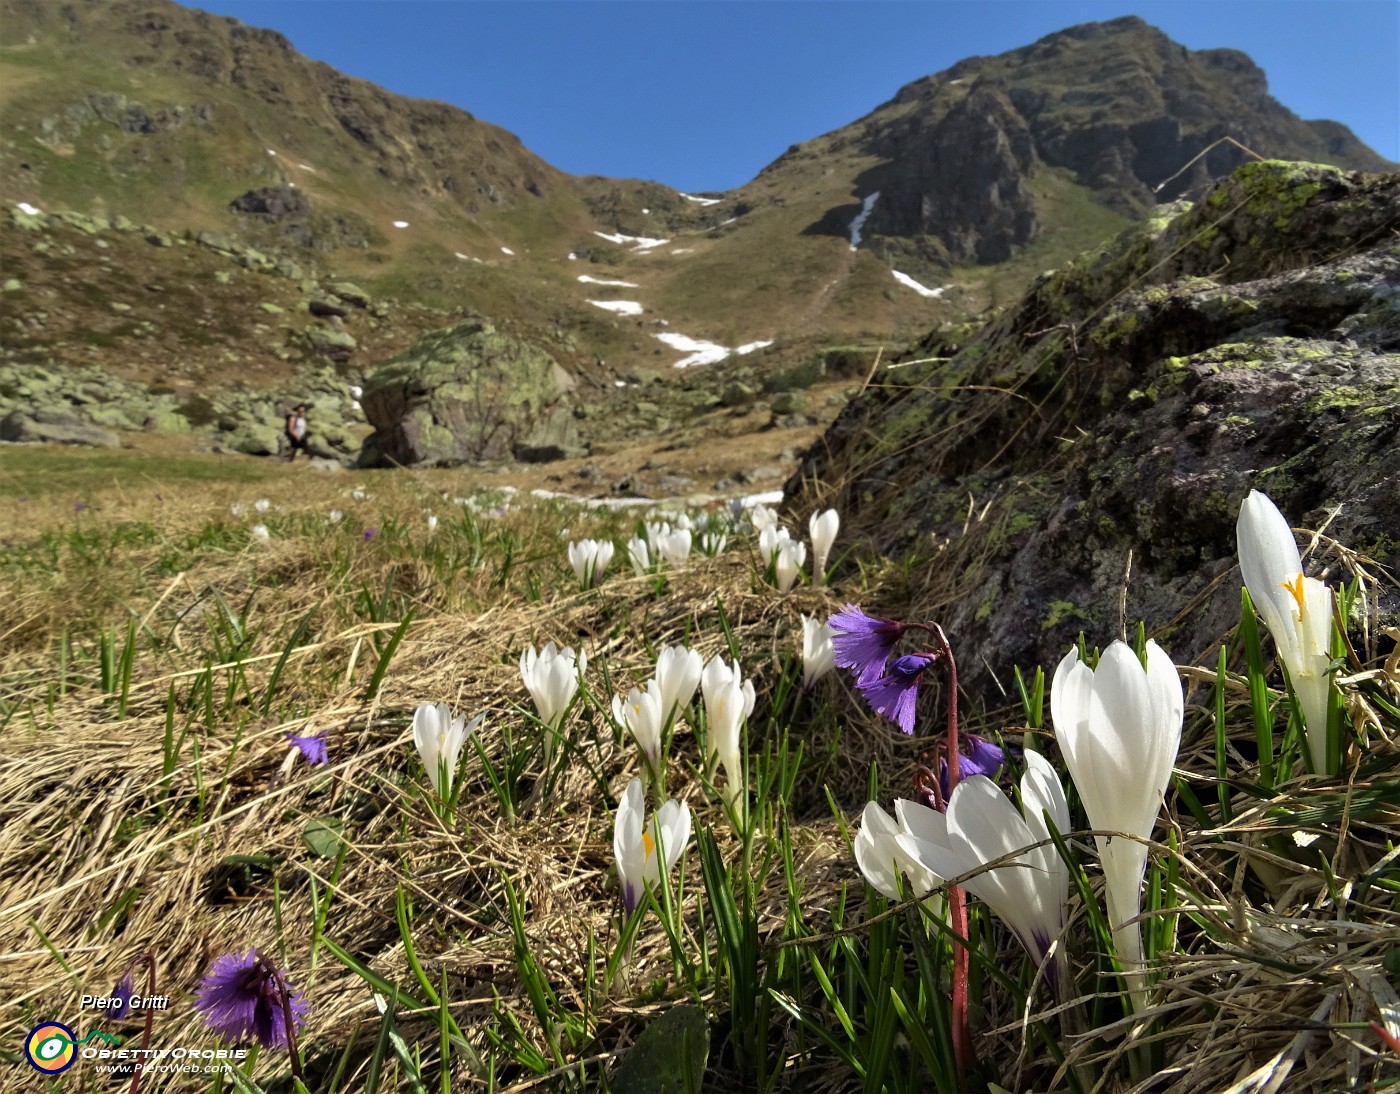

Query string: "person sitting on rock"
[285, 403, 310, 461]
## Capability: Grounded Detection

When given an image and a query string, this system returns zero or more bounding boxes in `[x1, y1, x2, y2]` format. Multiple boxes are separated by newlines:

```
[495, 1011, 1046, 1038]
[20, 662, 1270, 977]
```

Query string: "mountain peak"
[780, 17, 1391, 268]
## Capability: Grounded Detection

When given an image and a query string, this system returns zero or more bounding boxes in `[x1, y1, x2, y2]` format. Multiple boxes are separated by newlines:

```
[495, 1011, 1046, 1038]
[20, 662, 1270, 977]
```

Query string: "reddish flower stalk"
[124, 953, 156, 1094]
[261, 955, 306, 1084]
[929, 623, 974, 1086]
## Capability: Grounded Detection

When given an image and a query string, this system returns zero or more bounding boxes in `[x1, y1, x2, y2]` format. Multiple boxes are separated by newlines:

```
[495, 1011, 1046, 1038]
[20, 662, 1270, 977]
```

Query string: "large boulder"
[0, 409, 120, 447]
[359, 319, 572, 466]
[789, 161, 1400, 705]
[304, 325, 357, 362]
[514, 406, 587, 463]
[223, 421, 283, 456]
[306, 420, 358, 459]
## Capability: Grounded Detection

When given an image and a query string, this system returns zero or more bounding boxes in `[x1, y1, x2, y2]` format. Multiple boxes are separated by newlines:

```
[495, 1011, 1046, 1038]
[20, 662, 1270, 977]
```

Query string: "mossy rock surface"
[790, 161, 1400, 704]
[359, 318, 570, 466]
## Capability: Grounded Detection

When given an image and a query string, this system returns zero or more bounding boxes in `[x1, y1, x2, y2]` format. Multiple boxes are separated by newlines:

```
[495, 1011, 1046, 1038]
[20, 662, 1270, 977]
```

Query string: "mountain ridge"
[0, 0, 1392, 434]
[746, 15, 1390, 267]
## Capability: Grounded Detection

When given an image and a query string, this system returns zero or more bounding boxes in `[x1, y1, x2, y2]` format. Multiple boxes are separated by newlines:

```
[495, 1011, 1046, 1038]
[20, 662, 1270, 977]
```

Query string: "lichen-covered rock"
[223, 422, 282, 456]
[329, 281, 371, 308]
[0, 409, 120, 447]
[514, 406, 586, 462]
[303, 325, 357, 362]
[789, 161, 1400, 706]
[359, 319, 571, 466]
[307, 420, 357, 459]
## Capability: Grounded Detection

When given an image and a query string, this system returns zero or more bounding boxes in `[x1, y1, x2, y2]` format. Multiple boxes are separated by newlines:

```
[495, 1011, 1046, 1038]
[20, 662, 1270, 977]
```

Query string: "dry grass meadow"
[1, 443, 1397, 1093]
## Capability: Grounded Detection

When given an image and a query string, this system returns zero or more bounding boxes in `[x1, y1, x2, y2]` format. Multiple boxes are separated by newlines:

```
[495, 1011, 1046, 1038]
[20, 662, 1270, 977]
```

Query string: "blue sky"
[191, 1, 1397, 193]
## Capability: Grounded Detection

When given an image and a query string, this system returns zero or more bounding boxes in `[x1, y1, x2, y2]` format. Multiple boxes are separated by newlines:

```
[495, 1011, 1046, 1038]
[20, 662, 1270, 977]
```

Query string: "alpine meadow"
[0, 2, 1398, 1092]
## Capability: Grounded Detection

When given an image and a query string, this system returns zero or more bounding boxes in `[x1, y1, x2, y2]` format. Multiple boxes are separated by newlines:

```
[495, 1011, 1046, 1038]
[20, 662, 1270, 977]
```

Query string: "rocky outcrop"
[788, 161, 1400, 703]
[359, 319, 574, 467]
[874, 83, 1041, 264]
[0, 363, 188, 443]
[0, 408, 120, 447]
[0, 361, 363, 460]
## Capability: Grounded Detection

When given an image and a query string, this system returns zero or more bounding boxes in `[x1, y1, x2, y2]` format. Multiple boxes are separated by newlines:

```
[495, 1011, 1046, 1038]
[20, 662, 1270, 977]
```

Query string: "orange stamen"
[1280, 572, 1307, 614]
[642, 830, 655, 859]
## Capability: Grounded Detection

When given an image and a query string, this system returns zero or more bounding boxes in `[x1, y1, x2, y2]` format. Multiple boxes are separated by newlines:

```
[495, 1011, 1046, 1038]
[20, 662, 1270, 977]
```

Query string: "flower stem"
[930, 623, 974, 1087]
[126, 953, 156, 1094]
[256, 950, 306, 1084]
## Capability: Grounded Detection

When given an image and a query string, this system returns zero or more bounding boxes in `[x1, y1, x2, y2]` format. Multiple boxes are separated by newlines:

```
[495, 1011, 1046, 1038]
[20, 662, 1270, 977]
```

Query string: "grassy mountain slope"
[1, 0, 1392, 409]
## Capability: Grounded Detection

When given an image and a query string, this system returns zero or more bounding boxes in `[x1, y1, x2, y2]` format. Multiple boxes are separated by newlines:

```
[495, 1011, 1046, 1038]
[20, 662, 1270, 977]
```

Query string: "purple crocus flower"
[288, 733, 328, 766]
[938, 734, 1007, 801]
[858, 653, 934, 734]
[363, 527, 377, 541]
[112, 974, 134, 1020]
[829, 604, 907, 686]
[193, 949, 309, 1049]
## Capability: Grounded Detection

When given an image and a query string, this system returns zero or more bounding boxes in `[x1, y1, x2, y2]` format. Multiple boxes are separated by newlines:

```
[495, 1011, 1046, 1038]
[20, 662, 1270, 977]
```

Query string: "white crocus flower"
[1236, 489, 1336, 775]
[614, 777, 692, 915]
[612, 680, 667, 773]
[627, 536, 651, 575]
[426, 514, 438, 533]
[699, 530, 728, 556]
[801, 615, 835, 687]
[568, 538, 616, 589]
[1052, 640, 1182, 1003]
[758, 523, 789, 568]
[251, 524, 270, 540]
[854, 799, 946, 902]
[775, 539, 807, 593]
[750, 503, 779, 531]
[254, 498, 270, 513]
[644, 520, 671, 552]
[655, 527, 693, 567]
[230, 502, 246, 518]
[328, 509, 343, 523]
[898, 751, 1070, 966]
[519, 641, 587, 731]
[412, 702, 483, 798]
[701, 655, 756, 812]
[654, 645, 704, 725]
[809, 508, 839, 585]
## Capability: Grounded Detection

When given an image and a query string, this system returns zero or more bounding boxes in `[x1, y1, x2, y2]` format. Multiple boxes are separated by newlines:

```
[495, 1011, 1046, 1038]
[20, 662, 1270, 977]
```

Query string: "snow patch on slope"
[891, 270, 947, 298]
[578, 275, 639, 288]
[653, 333, 773, 369]
[655, 332, 729, 369]
[594, 230, 669, 252]
[590, 300, 644, 316]
[848, 191, 880, 250]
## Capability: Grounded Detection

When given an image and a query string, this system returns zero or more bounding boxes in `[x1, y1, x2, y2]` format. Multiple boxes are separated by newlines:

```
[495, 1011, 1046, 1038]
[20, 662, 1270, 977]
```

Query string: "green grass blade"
[261, 602, 320, 715]
[365, 609, 415, 700]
